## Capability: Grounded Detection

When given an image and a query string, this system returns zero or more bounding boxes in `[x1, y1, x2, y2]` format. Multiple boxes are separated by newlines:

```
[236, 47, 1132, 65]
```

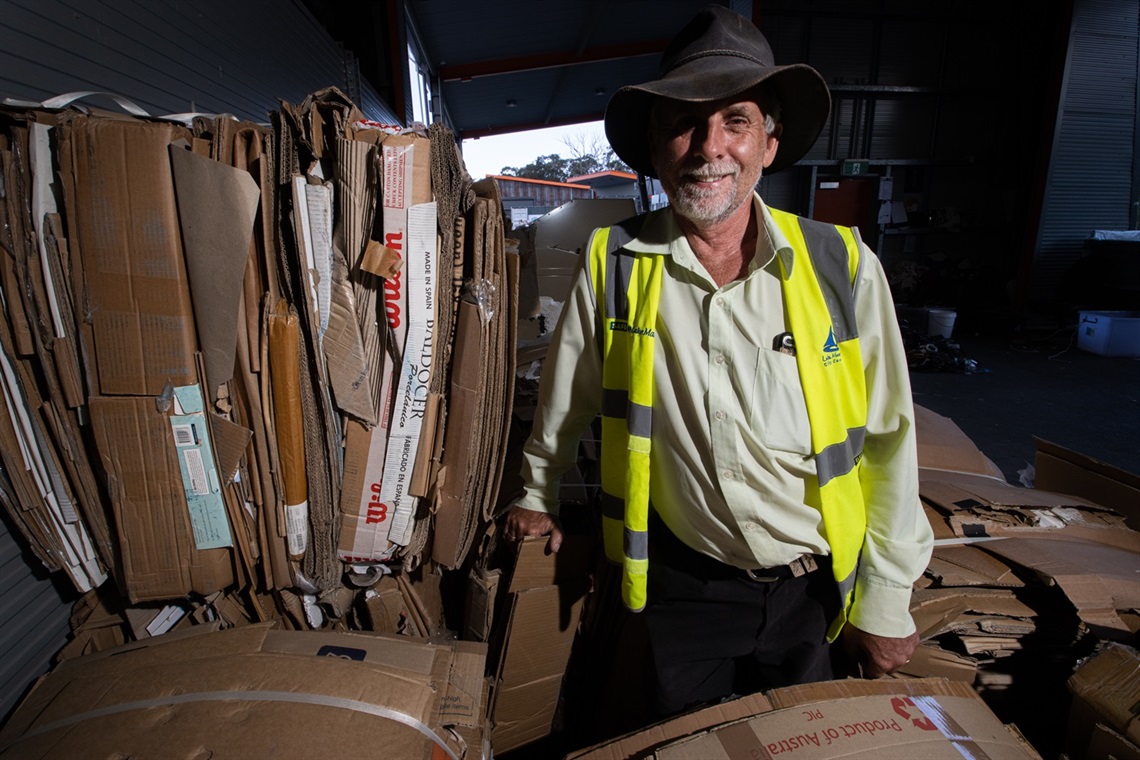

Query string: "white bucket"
[927, 308, 957, 339]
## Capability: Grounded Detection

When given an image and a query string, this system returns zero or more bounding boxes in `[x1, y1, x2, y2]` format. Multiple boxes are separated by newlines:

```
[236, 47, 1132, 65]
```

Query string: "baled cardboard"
[168, 143, 260, 395]
[89, 395, 233, 602]
[338, 131, 433, 562]
[62, 116, 199, 396]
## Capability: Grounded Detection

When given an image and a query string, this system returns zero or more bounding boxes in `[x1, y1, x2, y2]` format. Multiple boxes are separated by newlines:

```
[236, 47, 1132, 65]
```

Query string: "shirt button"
[715, 297, 726, 308]
[715, 410, 726, 420]
[744, 522, 757, 532]
[722, 470, 733, 479]
[714, 354, 726, 365]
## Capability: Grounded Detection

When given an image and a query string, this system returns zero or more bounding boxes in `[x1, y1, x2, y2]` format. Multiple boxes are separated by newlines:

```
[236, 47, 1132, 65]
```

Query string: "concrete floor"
[908, 328, 1140, 484]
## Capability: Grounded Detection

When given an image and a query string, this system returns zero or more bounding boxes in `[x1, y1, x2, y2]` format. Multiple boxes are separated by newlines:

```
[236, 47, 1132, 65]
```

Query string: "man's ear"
[762, 125, 782, 169]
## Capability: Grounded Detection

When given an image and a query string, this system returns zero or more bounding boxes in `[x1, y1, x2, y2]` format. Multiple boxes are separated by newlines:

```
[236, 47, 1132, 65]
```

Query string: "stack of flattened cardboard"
[901, 405, 1140, 753]
[0, 86, 521, 755]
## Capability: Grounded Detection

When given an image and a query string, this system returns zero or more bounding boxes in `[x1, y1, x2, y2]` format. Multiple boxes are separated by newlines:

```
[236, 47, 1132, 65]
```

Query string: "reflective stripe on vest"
[589, 216, 664, 613]
[768, 207, 868, 641]
[591, 209, 868, 635]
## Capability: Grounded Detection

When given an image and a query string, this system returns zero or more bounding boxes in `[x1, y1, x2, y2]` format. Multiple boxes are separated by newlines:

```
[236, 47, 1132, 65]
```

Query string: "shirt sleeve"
[515, 235, 604, 516]
[847, 247, 935, 638]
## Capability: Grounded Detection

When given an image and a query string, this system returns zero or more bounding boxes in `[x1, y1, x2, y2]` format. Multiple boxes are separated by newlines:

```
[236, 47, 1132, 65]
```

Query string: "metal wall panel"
[1033, 0, 1138, 307]
[0, 516, 74, 723]
[0, 0, 398, 123]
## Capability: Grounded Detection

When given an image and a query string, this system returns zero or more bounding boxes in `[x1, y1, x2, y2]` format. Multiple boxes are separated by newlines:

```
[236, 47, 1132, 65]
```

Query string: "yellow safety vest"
[589, 208, 868, 640]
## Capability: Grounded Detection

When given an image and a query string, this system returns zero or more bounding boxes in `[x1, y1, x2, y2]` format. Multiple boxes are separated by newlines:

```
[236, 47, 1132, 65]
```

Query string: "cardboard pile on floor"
[0, 89, 523, 755]
[901, 404, 1140, 752]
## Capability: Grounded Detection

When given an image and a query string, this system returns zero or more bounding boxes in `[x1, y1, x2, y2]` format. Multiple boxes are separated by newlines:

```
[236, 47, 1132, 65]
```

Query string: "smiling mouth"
[683, 168, 737, 184]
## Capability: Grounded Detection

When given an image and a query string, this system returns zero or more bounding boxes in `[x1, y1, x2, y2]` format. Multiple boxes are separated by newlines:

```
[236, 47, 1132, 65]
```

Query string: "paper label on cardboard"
[382, 202, 437, 545]
[169, 385, 233, 550]
[305, 183, 334, 337]
[286, 500, 309, 556]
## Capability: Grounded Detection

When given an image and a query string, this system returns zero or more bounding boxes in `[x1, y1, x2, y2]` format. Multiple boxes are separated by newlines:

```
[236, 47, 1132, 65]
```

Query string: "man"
[504, 6, 933, 717]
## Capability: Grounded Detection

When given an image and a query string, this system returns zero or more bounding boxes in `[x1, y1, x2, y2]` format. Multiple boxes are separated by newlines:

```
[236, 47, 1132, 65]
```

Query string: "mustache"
[680, 163, 740, 181]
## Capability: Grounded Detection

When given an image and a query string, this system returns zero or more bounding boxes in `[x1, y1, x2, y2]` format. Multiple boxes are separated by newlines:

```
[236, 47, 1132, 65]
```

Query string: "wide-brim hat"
[605, 5, 831, 177]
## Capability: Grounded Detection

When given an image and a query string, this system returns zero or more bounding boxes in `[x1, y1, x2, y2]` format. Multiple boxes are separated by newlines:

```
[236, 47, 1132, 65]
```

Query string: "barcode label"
[172, 423, 195, 447]
[182, 448, 210, 495]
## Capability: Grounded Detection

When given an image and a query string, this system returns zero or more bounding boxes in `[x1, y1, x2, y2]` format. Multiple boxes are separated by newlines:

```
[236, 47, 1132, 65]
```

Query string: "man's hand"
[502, 506, 564, 553]
[841, 625, 919, 679]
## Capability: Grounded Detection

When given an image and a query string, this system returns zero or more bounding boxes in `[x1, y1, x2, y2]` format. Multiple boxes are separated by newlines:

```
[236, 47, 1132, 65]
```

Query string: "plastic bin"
[1077, 311, 1140, 357]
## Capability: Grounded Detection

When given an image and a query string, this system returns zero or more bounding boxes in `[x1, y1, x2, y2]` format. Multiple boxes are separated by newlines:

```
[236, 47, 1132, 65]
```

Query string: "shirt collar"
[621, 193, 796, 277]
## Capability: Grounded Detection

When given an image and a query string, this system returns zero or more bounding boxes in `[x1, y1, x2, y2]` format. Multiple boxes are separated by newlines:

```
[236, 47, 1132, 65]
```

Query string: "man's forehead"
[654, 95, 765, 121]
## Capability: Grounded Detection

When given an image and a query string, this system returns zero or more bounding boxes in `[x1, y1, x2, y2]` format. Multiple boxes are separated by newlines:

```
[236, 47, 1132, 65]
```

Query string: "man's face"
[649, 97, 780, 227]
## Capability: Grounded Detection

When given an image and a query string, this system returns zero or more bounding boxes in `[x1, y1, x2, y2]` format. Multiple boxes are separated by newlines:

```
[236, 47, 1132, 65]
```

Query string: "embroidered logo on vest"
[610, 320, 656, 338]
[822, 327, 842, 367]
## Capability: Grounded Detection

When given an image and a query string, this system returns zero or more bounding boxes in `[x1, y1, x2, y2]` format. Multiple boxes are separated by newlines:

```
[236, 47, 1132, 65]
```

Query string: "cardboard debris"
[1035, 437, 1140, 530]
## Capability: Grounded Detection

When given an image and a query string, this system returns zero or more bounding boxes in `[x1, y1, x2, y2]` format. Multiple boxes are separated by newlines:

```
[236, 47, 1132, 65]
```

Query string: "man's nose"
[691, 119, 725, 161]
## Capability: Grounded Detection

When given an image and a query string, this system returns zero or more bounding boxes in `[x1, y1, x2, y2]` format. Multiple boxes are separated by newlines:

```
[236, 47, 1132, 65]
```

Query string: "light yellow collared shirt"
[518, 195, 933, 638]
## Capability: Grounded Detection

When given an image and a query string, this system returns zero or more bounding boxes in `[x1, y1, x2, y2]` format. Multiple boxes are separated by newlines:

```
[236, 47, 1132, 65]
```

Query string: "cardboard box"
[653, 678, 1041, 759]
[1034, 437, 1140, 530]
[1066, 643, 1140, 758]
[0, 623, 486, 759]
[566, 693, 774, 760]
[489, 535, 592, 753]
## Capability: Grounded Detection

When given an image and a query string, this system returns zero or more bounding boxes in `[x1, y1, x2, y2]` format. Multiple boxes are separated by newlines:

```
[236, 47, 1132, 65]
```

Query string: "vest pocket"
[751, 348, 812, 455]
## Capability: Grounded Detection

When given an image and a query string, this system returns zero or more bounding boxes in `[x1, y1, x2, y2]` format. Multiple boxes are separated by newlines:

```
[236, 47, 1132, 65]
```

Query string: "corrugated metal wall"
[0, 0, 403, 724]
[0, 515, 74, 723]
[0, 0, 398, 123]
[1033, 0, 1139, 309]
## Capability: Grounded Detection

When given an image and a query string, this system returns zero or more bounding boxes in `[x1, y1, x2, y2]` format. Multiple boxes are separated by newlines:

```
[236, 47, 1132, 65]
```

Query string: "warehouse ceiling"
[404, 0, 743, 140]
[304, 0, 751, 140]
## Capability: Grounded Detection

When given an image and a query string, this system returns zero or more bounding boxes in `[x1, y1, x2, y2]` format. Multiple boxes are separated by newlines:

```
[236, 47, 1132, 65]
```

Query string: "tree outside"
[499, 128, 631, 182]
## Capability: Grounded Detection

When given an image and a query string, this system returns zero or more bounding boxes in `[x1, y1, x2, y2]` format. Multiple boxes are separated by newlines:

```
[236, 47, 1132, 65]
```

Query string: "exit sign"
[841, 159, 869, 176]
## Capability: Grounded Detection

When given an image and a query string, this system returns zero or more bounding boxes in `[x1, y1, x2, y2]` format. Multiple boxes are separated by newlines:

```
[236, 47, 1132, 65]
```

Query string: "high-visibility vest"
[590, 207, 868, 640]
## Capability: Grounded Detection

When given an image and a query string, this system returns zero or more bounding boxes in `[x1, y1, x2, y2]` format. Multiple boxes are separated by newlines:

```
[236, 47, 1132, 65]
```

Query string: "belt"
[649, 513, 827, 583]
[743, 554, 822, 582]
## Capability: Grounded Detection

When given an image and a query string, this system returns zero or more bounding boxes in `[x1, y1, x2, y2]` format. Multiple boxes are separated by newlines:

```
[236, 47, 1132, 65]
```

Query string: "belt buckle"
[744, 568, 781, 582]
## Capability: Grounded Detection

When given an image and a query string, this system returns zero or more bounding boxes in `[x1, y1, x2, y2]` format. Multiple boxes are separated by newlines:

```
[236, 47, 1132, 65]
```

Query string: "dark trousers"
[643, 519, 842, 717]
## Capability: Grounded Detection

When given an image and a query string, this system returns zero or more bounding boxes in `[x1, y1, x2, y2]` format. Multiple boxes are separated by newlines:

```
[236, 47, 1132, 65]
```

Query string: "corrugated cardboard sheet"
[0, 623, 486, 759]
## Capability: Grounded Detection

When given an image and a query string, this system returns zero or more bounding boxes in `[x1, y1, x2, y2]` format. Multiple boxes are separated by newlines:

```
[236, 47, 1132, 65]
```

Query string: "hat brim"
[605, 61, 830, 178]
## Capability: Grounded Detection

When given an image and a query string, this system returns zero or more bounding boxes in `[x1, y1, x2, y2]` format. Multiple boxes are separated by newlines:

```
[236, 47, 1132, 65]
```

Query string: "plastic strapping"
[3, 91, 151, 117]
[0, 690, 460, 760]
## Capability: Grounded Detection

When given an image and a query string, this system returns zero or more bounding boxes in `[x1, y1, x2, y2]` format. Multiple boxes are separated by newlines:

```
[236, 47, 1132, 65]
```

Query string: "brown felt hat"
[605, 5, 831, 177]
